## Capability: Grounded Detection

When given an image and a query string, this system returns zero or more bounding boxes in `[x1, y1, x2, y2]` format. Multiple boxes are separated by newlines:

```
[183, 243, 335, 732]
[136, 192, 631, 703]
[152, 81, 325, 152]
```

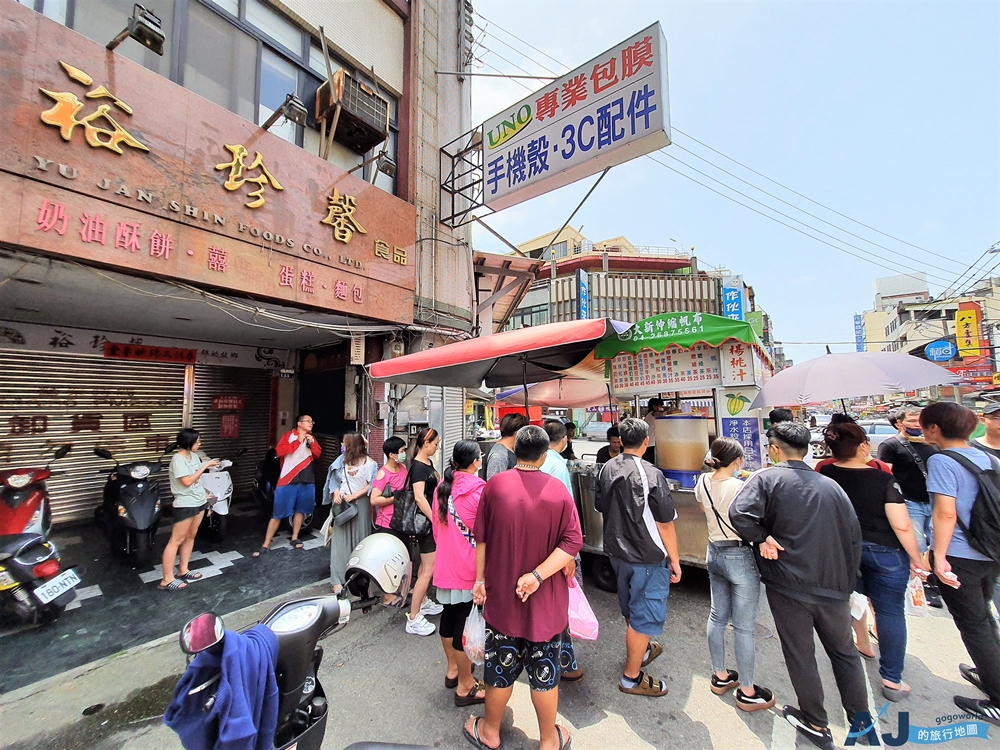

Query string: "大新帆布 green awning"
[595, 311, 771, 366]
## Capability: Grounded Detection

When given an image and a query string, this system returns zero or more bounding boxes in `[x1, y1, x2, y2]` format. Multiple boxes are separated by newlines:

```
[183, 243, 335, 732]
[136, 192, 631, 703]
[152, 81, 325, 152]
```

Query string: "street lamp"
[261, 94, 309, 130]
[347, 148, 397, 183]
[106, 4, 165, 57]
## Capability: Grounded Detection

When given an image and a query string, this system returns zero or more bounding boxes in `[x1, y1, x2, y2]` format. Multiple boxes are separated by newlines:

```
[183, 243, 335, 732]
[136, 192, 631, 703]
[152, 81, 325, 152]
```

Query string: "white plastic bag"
[905, 575, 929, 617]
[463, 605, 486, 665]
[850, 591, 868, 621]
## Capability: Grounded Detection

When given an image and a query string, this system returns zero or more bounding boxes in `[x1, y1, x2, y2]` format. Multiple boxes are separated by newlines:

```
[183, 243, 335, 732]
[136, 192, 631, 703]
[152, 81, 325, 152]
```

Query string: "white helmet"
[346, 533, 412, 602]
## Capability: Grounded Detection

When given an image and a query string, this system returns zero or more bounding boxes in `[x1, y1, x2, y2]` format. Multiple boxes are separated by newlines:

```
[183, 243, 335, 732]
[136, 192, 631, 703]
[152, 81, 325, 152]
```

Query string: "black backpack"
[941, 450, 1000, 562]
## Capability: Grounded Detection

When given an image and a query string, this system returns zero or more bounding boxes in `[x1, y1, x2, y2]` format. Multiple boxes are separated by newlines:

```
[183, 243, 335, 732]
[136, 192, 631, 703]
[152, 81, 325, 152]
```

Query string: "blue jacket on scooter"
[164, 625, 278, 750]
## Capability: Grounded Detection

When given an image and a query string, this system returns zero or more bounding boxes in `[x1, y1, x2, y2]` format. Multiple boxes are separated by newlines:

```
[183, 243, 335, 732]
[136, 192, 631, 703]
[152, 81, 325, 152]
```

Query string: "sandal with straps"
[619, 670, 669, 697]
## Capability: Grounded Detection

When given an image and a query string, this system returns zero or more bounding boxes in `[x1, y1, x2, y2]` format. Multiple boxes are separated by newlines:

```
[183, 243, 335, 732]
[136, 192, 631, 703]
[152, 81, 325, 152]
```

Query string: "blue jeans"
[707, 543, 761, 688]
[906, 500, 932, 554]
[856, 542, 910, 684]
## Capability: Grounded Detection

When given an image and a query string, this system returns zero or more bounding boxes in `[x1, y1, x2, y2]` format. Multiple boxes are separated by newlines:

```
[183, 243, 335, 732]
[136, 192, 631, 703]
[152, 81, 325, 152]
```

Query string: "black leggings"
[439, 600, 474, 651]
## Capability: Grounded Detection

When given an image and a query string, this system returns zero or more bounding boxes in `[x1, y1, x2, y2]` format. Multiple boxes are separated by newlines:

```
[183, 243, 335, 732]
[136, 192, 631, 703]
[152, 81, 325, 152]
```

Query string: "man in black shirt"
[730, 422, 865, 750]
[595, 425, 622, 464]
[877, 406, 942, 607]
[560, 422, 577, 460]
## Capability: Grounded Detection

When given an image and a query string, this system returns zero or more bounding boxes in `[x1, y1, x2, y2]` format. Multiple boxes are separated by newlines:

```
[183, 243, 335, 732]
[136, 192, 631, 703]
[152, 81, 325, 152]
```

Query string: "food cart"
[369, 315, 772, 591]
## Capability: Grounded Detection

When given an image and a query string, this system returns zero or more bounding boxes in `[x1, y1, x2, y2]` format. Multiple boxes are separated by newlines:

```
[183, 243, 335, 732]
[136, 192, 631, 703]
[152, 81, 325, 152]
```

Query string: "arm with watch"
[515, 547, 575, 602]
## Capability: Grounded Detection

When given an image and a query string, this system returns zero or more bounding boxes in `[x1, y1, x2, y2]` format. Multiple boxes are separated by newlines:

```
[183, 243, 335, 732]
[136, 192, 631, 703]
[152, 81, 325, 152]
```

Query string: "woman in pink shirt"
[432, 440, 486, 707]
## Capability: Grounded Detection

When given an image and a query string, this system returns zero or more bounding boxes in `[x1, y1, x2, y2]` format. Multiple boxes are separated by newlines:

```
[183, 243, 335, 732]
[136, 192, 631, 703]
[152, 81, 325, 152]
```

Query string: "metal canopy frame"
[440, 126, 489, 228]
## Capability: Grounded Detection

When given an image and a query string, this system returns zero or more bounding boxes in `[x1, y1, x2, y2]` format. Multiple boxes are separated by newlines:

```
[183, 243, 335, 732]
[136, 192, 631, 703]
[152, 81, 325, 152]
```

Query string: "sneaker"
[736, 685, 776, 712]
[953, 695, 1000, 727]
[783, 705, 834, 750]
[405, 612, 436, 636]
[959, 663, 985, 694]
[419, 598, 444, 617]
[710, 669, 739, 695]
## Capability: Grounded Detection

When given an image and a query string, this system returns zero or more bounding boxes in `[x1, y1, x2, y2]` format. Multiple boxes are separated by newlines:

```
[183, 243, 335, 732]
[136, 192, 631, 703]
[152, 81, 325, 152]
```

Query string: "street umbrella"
[749, 351, 961, 409]
[496, 378, 614, 409]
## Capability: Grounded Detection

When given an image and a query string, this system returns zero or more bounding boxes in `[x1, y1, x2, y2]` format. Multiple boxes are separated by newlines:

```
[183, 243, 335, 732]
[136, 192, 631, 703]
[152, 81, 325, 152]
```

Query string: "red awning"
[370, 318, 630, 388]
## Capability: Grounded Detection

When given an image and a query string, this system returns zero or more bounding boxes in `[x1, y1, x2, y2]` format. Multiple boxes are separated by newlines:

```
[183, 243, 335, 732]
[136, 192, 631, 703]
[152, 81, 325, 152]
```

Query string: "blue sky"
[468, 0, 1000, 362]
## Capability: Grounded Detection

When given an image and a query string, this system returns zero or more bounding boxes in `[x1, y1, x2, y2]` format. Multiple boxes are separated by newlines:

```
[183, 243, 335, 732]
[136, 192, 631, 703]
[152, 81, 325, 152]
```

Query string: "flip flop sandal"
[252, 546, 270, 558]
[158, 579, 187, 591]
[445, 675, 459, 689]
[856, 647, 876, 660]
[454, 681, 487, 707]
[642, 641, 663, 667]
[619, 671, 669, 697]
[178, 571, 203, 582]
[463, 716, 501, 750]
[555, 725, 573, 750]
[291, 540, 305, 550]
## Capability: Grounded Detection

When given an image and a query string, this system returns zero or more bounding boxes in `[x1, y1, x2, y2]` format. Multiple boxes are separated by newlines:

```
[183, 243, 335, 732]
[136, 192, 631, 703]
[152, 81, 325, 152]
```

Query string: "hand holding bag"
[567, 577, 600, 641]
[389, 465, 432, 538]
[463, 605, 486, 665]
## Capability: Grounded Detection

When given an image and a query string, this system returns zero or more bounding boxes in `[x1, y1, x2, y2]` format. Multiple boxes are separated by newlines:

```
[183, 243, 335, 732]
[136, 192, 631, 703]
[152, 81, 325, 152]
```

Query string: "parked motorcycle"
[197, 448, 247, 542]
[169, 533, 414, 750]
[251, 447, 315, 533]
[93, 445, 170, 568]
[0, 533, 78, 625]
[0, 444, 72, 537]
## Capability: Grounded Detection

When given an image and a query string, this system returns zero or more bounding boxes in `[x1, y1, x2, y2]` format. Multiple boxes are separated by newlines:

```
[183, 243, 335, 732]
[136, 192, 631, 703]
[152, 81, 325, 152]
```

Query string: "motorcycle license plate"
[34, 568, 81, 604]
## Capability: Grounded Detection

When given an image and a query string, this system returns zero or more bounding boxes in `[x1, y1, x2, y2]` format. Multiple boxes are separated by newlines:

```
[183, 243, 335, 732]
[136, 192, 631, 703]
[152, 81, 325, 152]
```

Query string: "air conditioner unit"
[316, 69, 390, 155]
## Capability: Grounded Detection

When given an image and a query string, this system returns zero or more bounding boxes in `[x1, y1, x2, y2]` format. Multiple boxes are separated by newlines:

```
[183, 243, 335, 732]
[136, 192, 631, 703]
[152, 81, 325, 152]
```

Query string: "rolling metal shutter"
[0, 348, 185, 525]
[190, 365, 274, 499]
[443, 386, 466, 466]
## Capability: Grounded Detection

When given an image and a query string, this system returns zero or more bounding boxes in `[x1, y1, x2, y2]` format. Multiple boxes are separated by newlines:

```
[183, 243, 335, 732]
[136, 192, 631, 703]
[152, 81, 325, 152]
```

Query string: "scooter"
[251, 447, 315, 533]
[0, 444, 72, 537]
[0, 533, 78, 625]
[170, 533, 419, 750]
[198, 448, 247, 542]
[93, 446, 170, 568]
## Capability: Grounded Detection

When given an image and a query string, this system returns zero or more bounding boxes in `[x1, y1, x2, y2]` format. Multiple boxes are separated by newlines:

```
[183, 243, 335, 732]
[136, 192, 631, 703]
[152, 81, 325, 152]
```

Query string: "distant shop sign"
[481, 23, 670, 211]
[924, 340, 957, 362]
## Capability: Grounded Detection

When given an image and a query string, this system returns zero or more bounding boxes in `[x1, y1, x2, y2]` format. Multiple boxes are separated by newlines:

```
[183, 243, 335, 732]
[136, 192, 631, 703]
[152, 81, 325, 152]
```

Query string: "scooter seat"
[0, 533, 47, 560]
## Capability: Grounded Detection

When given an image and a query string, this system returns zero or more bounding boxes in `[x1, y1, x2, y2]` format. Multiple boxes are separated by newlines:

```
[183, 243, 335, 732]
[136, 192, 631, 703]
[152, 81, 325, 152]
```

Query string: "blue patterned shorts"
[483, 624, 575, 692]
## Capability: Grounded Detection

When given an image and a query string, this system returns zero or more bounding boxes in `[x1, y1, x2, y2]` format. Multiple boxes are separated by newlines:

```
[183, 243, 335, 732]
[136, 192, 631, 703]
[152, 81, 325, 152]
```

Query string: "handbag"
[448, 495, 475, 547]
[389, 464, 432, 538]
[331, 500, 358, 527]
[567, 577, 599, 641]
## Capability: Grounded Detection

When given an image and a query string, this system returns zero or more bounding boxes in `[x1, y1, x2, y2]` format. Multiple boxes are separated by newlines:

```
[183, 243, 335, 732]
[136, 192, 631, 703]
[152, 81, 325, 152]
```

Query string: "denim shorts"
[273, 483, 316, 519]
[483, 623, 565, 692]
[610, 557, 671, 637]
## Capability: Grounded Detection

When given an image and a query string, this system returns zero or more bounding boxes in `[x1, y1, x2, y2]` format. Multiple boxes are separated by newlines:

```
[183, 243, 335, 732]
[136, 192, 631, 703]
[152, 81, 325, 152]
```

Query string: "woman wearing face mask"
[820, 423, 925, 701]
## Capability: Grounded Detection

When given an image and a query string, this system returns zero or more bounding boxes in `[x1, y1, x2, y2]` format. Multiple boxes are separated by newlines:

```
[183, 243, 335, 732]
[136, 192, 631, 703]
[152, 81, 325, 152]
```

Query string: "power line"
[644, 152, 950, 284]
[671, 127, 952, 263]
[656, 149, 959, 278]
[472, 13, 569, 74]
[474, 23, 563, 78]
[669, 141, 968, 272]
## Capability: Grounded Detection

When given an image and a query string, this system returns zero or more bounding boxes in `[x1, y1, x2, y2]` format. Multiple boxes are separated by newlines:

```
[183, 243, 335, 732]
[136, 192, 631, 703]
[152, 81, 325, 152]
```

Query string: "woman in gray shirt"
[160, 428, 218, 591]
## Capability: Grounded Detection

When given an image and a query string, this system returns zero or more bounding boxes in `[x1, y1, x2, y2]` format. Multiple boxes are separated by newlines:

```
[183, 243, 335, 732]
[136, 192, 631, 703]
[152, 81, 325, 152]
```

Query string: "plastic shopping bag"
[567, 578, 599, 641]
[463, 605, 486, 665]
[905, 575, 929, 617]
[850, 591, 868, 621]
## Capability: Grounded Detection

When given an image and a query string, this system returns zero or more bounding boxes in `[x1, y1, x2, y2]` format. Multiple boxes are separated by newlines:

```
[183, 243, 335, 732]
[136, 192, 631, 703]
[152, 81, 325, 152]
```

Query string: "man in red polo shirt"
[464, 425, 582, 750]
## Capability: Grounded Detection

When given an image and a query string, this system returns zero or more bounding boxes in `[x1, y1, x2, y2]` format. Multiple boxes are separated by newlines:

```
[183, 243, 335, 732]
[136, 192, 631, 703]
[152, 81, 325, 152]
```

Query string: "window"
[507, 304, 549, 331]
[259, 48, 299, 144]
[548, 241, 568, 259]
[184, 1, 256, 122]
[245, 0, 302, 56]
[71, 0, 175, 79]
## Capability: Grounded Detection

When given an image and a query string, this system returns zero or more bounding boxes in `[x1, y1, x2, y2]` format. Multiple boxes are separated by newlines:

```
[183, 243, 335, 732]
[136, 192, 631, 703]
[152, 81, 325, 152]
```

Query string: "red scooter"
[0, 444, 71, 537]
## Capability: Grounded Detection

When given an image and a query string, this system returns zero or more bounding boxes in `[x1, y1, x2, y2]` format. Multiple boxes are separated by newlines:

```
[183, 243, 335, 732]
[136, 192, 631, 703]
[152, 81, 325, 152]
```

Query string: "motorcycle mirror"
[180, 612, 225, 654]
[94, 448, 114, 460]
[163, 443, 179, 455]
[53, 444, 72, 461]
[236, 448, 248, 457]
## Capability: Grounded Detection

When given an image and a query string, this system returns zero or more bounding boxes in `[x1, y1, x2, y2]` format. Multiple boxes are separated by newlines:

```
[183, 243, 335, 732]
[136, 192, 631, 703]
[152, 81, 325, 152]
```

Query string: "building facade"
[0, 0, 477, 523]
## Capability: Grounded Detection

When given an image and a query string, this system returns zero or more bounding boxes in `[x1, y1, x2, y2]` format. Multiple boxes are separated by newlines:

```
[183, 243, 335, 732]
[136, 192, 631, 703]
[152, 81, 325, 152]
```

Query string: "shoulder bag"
[700, 475, 740, 540]
[389, 464, 432, 539]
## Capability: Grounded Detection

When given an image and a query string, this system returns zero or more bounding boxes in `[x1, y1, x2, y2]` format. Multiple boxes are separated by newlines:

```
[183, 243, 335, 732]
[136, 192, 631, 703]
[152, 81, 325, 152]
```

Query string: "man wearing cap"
[973, 404, 1000, 460]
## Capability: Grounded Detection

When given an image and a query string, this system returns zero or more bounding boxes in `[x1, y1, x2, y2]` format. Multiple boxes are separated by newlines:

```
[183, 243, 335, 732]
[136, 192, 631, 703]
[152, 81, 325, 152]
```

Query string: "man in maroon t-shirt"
[464, 425, 583, 750]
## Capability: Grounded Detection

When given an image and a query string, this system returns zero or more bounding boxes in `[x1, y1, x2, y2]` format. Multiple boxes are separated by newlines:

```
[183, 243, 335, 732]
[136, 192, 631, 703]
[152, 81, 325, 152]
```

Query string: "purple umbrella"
[750, 351, 962, 409]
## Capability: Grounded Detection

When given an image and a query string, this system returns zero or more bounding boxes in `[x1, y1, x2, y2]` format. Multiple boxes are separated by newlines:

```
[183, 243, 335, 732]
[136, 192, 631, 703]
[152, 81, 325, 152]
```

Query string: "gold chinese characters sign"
[0, 1, 415, 323]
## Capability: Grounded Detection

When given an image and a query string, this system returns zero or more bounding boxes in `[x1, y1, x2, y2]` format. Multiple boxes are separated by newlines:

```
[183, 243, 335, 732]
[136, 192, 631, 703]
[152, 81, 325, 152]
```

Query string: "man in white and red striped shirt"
[255, 414, 322, 555]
